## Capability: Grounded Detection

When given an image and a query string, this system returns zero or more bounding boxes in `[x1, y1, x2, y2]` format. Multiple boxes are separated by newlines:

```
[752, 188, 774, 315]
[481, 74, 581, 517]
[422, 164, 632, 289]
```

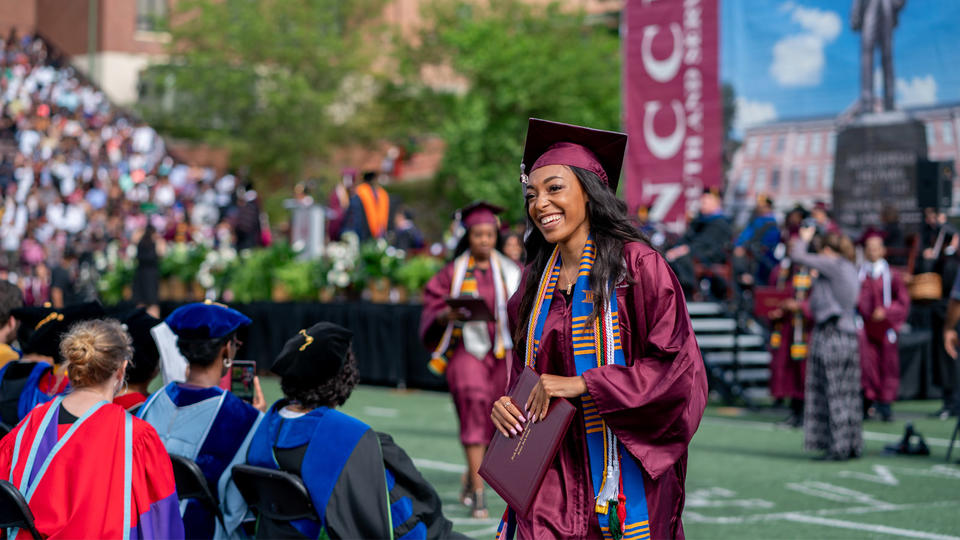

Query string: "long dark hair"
[513, 166, 648, 348]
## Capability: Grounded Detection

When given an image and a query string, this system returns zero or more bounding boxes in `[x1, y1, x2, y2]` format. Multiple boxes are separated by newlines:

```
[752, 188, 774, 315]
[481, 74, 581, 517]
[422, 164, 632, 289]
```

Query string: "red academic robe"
[420, 260, 508, 446]
[0, 400, 184, 538]
[766, 265, 812, 401]
[857, 270, 910, 403]
[507, 242, 708, 539]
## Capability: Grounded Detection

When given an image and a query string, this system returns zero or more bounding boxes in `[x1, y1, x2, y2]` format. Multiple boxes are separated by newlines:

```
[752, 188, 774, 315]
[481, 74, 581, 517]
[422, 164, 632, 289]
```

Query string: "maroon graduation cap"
[459, 201, 504, 229]
[520, 118, 628, 192]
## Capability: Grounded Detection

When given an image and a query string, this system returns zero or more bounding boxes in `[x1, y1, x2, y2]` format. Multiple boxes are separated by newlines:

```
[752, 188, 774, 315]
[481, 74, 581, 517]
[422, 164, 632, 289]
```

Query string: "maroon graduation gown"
[857, 271, 910, 403]
[766, 266, 811, 401]
[507, 242, 707, 539]
[420, 260, 508, 446]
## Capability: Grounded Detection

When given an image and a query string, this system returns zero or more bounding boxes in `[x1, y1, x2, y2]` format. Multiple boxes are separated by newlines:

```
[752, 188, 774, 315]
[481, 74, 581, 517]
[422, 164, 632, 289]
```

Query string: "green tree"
[398, 0, 621, 223]
[139, 0, 386, 184]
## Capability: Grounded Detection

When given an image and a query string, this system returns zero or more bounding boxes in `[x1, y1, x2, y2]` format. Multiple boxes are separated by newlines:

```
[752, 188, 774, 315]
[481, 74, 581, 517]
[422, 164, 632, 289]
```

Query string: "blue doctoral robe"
[139, 382, 263, 539]
[246, 401, 456, 539]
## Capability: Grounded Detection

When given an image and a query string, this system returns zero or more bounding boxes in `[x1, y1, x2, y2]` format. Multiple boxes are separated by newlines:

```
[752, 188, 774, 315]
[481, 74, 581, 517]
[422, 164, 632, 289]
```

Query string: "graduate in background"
[247, 322, 459, 539]
[0, 319, 184, 538]
[113, 309, 163, 414]
[0, 302, 105, 426]
[139, 302, 266, 539]
[491, 119, 707, 539]
[419, 202, 521, 518]
[857, 231, 910, 422]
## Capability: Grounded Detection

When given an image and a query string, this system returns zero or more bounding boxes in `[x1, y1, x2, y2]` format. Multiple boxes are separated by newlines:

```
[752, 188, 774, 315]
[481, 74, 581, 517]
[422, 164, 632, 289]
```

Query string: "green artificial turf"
[258, 376, 960, 539]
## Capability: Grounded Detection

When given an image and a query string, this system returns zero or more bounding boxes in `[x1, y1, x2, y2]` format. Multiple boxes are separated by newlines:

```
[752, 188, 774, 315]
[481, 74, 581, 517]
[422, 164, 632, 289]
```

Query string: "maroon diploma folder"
[478, 366, 576, 518]
[753, 286, 794, 319]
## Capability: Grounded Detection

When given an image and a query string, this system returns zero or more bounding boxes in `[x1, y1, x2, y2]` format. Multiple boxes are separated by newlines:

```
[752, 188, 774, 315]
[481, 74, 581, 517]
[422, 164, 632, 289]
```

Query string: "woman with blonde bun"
[0, 319, 184, 538]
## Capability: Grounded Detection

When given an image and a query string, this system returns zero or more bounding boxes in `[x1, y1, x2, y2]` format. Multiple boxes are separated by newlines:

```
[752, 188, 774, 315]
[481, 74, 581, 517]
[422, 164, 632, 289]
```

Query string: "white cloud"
[769, 3, 842, 87]
[735, 97, 778, 132]
[897, 75, 937, 107]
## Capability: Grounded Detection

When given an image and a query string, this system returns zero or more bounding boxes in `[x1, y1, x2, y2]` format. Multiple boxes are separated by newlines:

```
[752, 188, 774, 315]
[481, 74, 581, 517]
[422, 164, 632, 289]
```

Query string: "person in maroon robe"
[765, 255, 813, 427]
[419, 202, 520, 518]
[491, 119, 707, 539]
[857, 232, 910, 421]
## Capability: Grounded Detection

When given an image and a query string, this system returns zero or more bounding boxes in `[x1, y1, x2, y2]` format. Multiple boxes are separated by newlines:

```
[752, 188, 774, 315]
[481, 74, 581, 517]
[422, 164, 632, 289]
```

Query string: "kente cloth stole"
[790, 269, 812, 361]
[498, 237, 650, 540]
[355, 183, 389, 238]
[428, 252, 511, 375]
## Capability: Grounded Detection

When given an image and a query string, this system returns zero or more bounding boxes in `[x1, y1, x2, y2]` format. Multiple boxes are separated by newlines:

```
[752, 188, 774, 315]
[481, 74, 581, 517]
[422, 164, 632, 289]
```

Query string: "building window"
[137, 0, 168, 32]
[776, 136, 786, 154]
[747, 137, 759, 157]
[943, 121, 954, 145]
[823, 164, 834, 190]
[806, 165, 819, 189]
[755, 168, 767, 192]
[926, 123, 937, 144]
[795, 133, 807, 156]
[741, 168, 752, 189]
[827, 132, 836, 154]
[791, 168, 801, 190]
[810, 133, 822, 155]
[761, 136, 772, 157]
[771, 168, 781, 189]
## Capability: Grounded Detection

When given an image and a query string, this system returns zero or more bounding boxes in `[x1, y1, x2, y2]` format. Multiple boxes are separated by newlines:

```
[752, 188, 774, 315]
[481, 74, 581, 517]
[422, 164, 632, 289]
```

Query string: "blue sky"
[721, 0, 960, 131]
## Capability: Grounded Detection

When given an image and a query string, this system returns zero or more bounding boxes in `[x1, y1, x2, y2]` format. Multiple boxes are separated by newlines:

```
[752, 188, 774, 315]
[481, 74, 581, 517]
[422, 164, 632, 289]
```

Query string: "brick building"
[728, 103, 960, 215]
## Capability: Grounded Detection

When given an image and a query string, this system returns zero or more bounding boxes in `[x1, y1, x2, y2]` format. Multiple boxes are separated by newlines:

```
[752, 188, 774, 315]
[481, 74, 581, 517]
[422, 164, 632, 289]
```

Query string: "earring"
[223, 358, 233, 369]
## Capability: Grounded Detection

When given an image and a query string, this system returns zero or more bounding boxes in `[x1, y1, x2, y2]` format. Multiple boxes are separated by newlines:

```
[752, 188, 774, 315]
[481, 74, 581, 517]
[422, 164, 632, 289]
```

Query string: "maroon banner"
[623, 0, 722, 233]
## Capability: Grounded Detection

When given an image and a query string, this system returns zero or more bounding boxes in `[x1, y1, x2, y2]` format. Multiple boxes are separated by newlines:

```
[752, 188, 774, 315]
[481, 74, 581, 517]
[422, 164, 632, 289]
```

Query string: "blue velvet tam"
[165, 301, 252, 341]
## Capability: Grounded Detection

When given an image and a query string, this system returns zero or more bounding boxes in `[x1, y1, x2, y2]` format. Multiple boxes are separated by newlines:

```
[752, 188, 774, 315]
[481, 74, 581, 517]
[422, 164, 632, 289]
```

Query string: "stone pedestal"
[832, 112, 927, 233]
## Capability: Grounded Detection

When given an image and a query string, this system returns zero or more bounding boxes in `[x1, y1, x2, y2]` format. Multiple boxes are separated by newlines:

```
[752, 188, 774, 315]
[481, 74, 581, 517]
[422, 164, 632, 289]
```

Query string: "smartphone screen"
[230, 360, 257, 402]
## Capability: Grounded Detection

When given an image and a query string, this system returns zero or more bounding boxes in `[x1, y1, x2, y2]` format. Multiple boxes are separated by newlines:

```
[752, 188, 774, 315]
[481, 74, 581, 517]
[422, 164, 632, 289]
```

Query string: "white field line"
[702, 416, 954, 447]
[412, 457, 467, 473]
[362, 406, 399, 417]
[780, 513, 960, 540]
[463, 524, 501, 538]
[684, 498, 960, 525]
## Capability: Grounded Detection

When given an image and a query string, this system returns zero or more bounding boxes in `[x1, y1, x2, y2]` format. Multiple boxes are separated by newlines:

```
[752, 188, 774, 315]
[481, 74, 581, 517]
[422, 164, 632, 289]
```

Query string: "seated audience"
[113, 309, 162, 414]
[139, 301, 266, 539]
[0, 281, 23, 368]
[0, 319, 184, 538]
[0, 302, 105, 425]
[246, 322, 457, 539]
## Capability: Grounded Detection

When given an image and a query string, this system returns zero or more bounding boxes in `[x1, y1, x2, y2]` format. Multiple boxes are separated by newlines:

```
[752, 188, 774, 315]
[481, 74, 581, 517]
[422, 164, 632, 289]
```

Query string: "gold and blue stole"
[498, 237, 650, 540]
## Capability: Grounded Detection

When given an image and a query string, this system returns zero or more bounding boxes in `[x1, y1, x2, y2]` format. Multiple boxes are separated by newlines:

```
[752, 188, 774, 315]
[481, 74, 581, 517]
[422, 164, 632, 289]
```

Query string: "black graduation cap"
[520, 118, 628, 192]
[14, 302, 106, 363]
[120, 308, 162, 384]
[270, 322, 353, 383]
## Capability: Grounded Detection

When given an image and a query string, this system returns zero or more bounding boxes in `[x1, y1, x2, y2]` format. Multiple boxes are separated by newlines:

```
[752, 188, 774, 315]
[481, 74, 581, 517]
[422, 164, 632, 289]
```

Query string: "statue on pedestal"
[851, 0, 906, 113]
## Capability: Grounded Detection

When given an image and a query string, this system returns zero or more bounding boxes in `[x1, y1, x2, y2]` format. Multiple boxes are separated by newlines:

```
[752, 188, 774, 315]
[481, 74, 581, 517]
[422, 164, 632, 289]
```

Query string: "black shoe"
[877, 403, 893, 422]
[777, 413, 802, 428]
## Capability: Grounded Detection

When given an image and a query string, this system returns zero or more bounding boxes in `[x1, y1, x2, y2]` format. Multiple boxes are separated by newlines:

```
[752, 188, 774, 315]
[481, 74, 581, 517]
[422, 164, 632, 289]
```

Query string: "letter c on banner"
[643, 100, 686, 160]
[641, 23, 683, 83]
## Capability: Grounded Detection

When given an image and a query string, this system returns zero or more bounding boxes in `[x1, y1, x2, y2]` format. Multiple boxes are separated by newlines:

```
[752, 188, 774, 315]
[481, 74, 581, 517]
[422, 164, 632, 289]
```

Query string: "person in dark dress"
[133, 225, 161, 317]
[790, 228, 863, 460]
[50, 249, 80, 308]
[246, 322, 459, 539]
[491, 119, 707, 539]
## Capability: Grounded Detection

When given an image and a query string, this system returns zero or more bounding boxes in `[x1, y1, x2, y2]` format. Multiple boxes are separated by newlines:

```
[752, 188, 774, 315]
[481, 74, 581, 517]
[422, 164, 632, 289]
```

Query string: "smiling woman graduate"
[490, 119, 708, 540]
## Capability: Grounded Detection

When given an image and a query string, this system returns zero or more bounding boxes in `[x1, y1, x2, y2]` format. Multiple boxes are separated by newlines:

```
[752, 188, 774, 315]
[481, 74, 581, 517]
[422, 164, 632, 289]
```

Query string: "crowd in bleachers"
[1, 31, 265, 308]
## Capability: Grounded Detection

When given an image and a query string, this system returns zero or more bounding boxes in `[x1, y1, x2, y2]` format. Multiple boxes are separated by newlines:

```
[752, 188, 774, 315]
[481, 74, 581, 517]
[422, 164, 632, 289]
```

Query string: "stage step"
[691, 318, 738, 333]
[704, 350, 771, 366]
[696, 333, 765, 349]
[687, 302, 725, 316]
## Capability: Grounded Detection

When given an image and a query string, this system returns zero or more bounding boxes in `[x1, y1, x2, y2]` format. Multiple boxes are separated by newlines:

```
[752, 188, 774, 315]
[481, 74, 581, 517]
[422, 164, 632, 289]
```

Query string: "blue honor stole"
[498, 237, 649, 540]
